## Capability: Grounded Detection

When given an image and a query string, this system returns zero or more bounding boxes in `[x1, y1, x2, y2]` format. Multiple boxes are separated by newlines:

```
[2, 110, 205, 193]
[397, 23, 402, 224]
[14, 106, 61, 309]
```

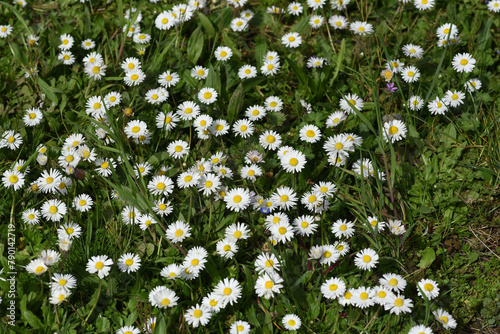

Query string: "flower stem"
[84, 278, 102, 323]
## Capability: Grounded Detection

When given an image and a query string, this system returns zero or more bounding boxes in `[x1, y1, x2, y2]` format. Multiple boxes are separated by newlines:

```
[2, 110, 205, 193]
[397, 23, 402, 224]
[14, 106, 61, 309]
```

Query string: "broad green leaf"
[37, 77, 59, 104]
[418, 248, 436, 268]
[187, 27, 204, 64]
[227, 82, 245, 124]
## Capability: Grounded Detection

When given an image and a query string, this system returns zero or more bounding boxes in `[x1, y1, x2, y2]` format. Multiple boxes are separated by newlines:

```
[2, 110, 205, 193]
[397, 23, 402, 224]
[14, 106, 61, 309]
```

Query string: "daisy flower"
[417, 278, 440, 300]
[488, 0, 500, 12]
[383, 119, 407, 143]
[402, 44, 424, 58]
[177, 101, 200, 120]
[388, 219, 406, 235]
[167, 140, 189, 159]
[51, 273, 77, 294]
[160, 264, 182, 280]
[138, 214, 157, 230]
[282, 314, 301, 331]
[216, 238, 238, 259]
[177, 171, 200, 189]
[202, 292, 227, 313]
[73, 194, 93, 212]
[227, 0, 247, 7]
[194, 114, 213, 131]
[408, 95, 423, 111]
[271, 221, 294, 243]
[27, 34, 39, 46]
[280, 149, 307, 174]
[401, 66, 420, 83]
[321, 277, 346, 300]
[372, 285, 395, 305]
[191, 66, 209, 80]
[443, 90, 465, 108]
[165, 220, 191, 243]
[245, 105, 266, 121]
[225, 222, 251, 242]
[149, 286, 179, 308]
[57, 222, 82, 240]
[414, 0, 435, 11]
[240, 164, 262, 182]
[350, 21, 373, 35]
[436, 23, 459, 39]
[124, 119, 148, 139]
[41, 199, 67, 222]
[185, 304, 212, 328]
[255, 272, 283, 299]
[81, 39, 95, 49]
[288, 2, 303, 15]
[331, 0, 351, 10]
[2, 170, 25, 191]
[299, 124, 321, 143]
[59, 34, 74, 50]
[380, 273, 407, 292]
[233, 119, 254, 138]
[230, 18, 249, 32]
[224, 188, 252, 212]
[238, 64, 257, 79]
[214, 278, 242, 306]
[428, 97, 448, 115]
[147, 175, 174, 196]
[104, 91, 122, 108]
[121, 206, 142, 225]
[183, 247, 208, 274]
[310, 15, 324, 29]
[86, 255, 113, 279]
[58, 51, 75, 65]
[319, 244, 340, 265]
[145, 87, 168, 105]
[210, 119, 230, 136]
[352, 287, 375, 308]
[153, 199, 173, 217]
[255, 253, 280, 273]
[1, 130, 23, 150]
[95, 158, 116, 177]
[23, 107, 43, 127]
[464, 78, 482, 92]
[281, 32, 302, 48]
[117, 253, 141, 273]
[340, 93, 364, 114]
[198, 87, 218, 105]
[333, 241, 350, 256]
[331, 219, 355, 238]
[354, 248, 379, 270]
[385, 294, 413, 315]
[408, 325, 433, 334]
[264, 96, 283, 112]
[323, 134, 355, 156]
[329, 15, 348, 29]
[434, 308, 457, 329]
[259, 130, 282, 150]
[261, 59, 281, 76]
[215, 46, 232, 61]
[26, 259, 47, 276]
[326, 111, 347, 128]
[39, 250, 61, 267]
[124, 69, 146, 86]
[84, 62, 107, 81]
[307, 56, 327, 68]
[293, 215, 318, 236]
[197, 173, 220, 196]
[117, 326, 140, 334]
[133, 33, 151, 44]
[158, 70, 180, 88]
[22, 208, 40, 225]
[366, 216, 386, 232]
[452, 53, 476, 73]
[230, 320, 251, 334]
[271, 186, 298, 210]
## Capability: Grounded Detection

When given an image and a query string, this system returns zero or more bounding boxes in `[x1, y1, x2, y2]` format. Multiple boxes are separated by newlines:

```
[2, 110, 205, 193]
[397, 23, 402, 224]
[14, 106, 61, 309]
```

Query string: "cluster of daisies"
[3, 0, 497, 332]
[382, 23, 481, 117]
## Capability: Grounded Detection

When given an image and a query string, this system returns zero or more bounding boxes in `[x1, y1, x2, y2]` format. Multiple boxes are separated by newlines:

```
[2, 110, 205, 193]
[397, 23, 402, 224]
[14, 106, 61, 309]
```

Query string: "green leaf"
[285, 57, 307, 87]
[187, 27, 204, 64]
[22, 310, 42, 329]
[255, 35, 267, 68]
[227, 82, 245, 124]
[96, 317, 111, 332]
[37, 77, 59, 104]
[467, 252, 479, 265]
[418, 248, 436, 268]
[197, 12, 215, 39]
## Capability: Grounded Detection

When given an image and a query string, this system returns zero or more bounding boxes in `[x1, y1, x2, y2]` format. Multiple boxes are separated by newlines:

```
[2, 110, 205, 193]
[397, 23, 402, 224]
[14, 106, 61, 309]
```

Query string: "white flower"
[255, 272, 283, 299]
[452, 53, 476, 73]
[216, 238, 238, 259]
[214, 46, 232, 61]
[167, 140, 189, 159]
[259, 130, 282, 150]
[288, 2, 303, 15]
[185, 304, 212, 328]
[408, 95, 423, 111]
[443, 90, 465, 108]
[408, 325, 433, 334]
[86, 255, 113, 279]
[417, 278, 440, 300]
[280, 149, 307, 174]
[225, 222, 251, 242]
[414, 0, 435, 11]
[281, 32, 302, 48]
[321, 277, 346, 300]
[329, 15, 348, 29]
[401, 66, 420, 83]
[354, 248, 379, 270]
[326, 111, 347, 128]
[117, 253, 141, 273]
[282, 314, 301, 331]
[158, 70, 180, 88]
[433, 308, 457, 329]
[383, 119, 407, 143]
[379, 273, 407, 292]
[384, 294, 413, 315]
[149, 286, 179, 308]
[428, 97, 448, 115]
[124, 69, 146, 86]
[402, 43, 424, 58]
[230, 18, 249, 32]
[271, 186, 298, 210]
[245, 105, 266, 121]
[340, 93, 364, 114]
[299, 124, 321, 143]
[261, 59, 281, 76]
[198, 87, 218, 105]
[238, 65, 257, 79]
[331, 219, 355, 238]
[350, 21, 373, 35]
[214, 278, 242, 306]
[224, 188, 252, 212]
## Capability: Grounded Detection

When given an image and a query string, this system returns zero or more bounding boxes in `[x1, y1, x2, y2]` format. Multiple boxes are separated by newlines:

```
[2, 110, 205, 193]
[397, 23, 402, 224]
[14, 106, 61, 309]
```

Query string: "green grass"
[1, 0, 500, 333]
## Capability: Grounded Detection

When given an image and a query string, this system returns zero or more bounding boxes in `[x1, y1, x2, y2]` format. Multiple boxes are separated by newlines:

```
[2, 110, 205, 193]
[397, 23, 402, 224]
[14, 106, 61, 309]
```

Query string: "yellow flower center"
[270, 101, 277, 107]
[191, 259, 199, 266]
[389, 278, 398, 286]
[156, 182, 166, 190]
[358, 27, 365, 32]
[288, 319, 296, 326]
[233, 195, 242, 203]
[174, 145, 183, 152]
[363, 255, 371, 262]
[265, 281, 274, 289]
[234, 231, 242, 238]
[278, 226, 287, 235]
[35, 266, 45, 273]
[266, 135, 275, 143]
[162, 18, 168, 24]
[205, 180, 213, 188]
[329, 284, 338, 291]
[345, 292, 352, 299]
[193, 310, 202, 318]
[223, 287, 232, 295]
[335, 142, 343, 150]
[95, 262, 104, 269]
[245, 69, 251, 74]
[408, 71, 414, 77]
[125, 259, 134, 266]
[220, 51, 227, 57]
[59, 279, 67, 286]
[290, 158, 299, 166]
[324, 251, 332, 258]
[340, 225, 347, 231]
[49, 206, 58, 214]
[378, 291, 387, 298]
[159, 204, 167, 210]
[131, 74, 139, 81]
[236, 21, 243, 27]
[424, 283, 434, 291]
[288, 36, 295, 42]
[204, 92, 212, 99]
[223, 245, 231, 252]
[439, 316, 448, 324]
[394, 298, 404, 307]
[63, 55, 70, 60]
[161, 298, 170, 306]
[9, 175, 18, 183]
[388, 126, 398, 135]
[452, 94, 458, 100]
[280, 195, 288, 202]
[210, 299, 218, 306]
[360, 292, 369, 300]
[215, 124, 223, 131]
[460, 59, 468, 65]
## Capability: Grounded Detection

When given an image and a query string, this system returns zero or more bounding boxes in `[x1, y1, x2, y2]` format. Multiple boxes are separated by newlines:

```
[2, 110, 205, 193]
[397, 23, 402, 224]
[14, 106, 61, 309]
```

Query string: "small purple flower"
[386, 83, 398, 93]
